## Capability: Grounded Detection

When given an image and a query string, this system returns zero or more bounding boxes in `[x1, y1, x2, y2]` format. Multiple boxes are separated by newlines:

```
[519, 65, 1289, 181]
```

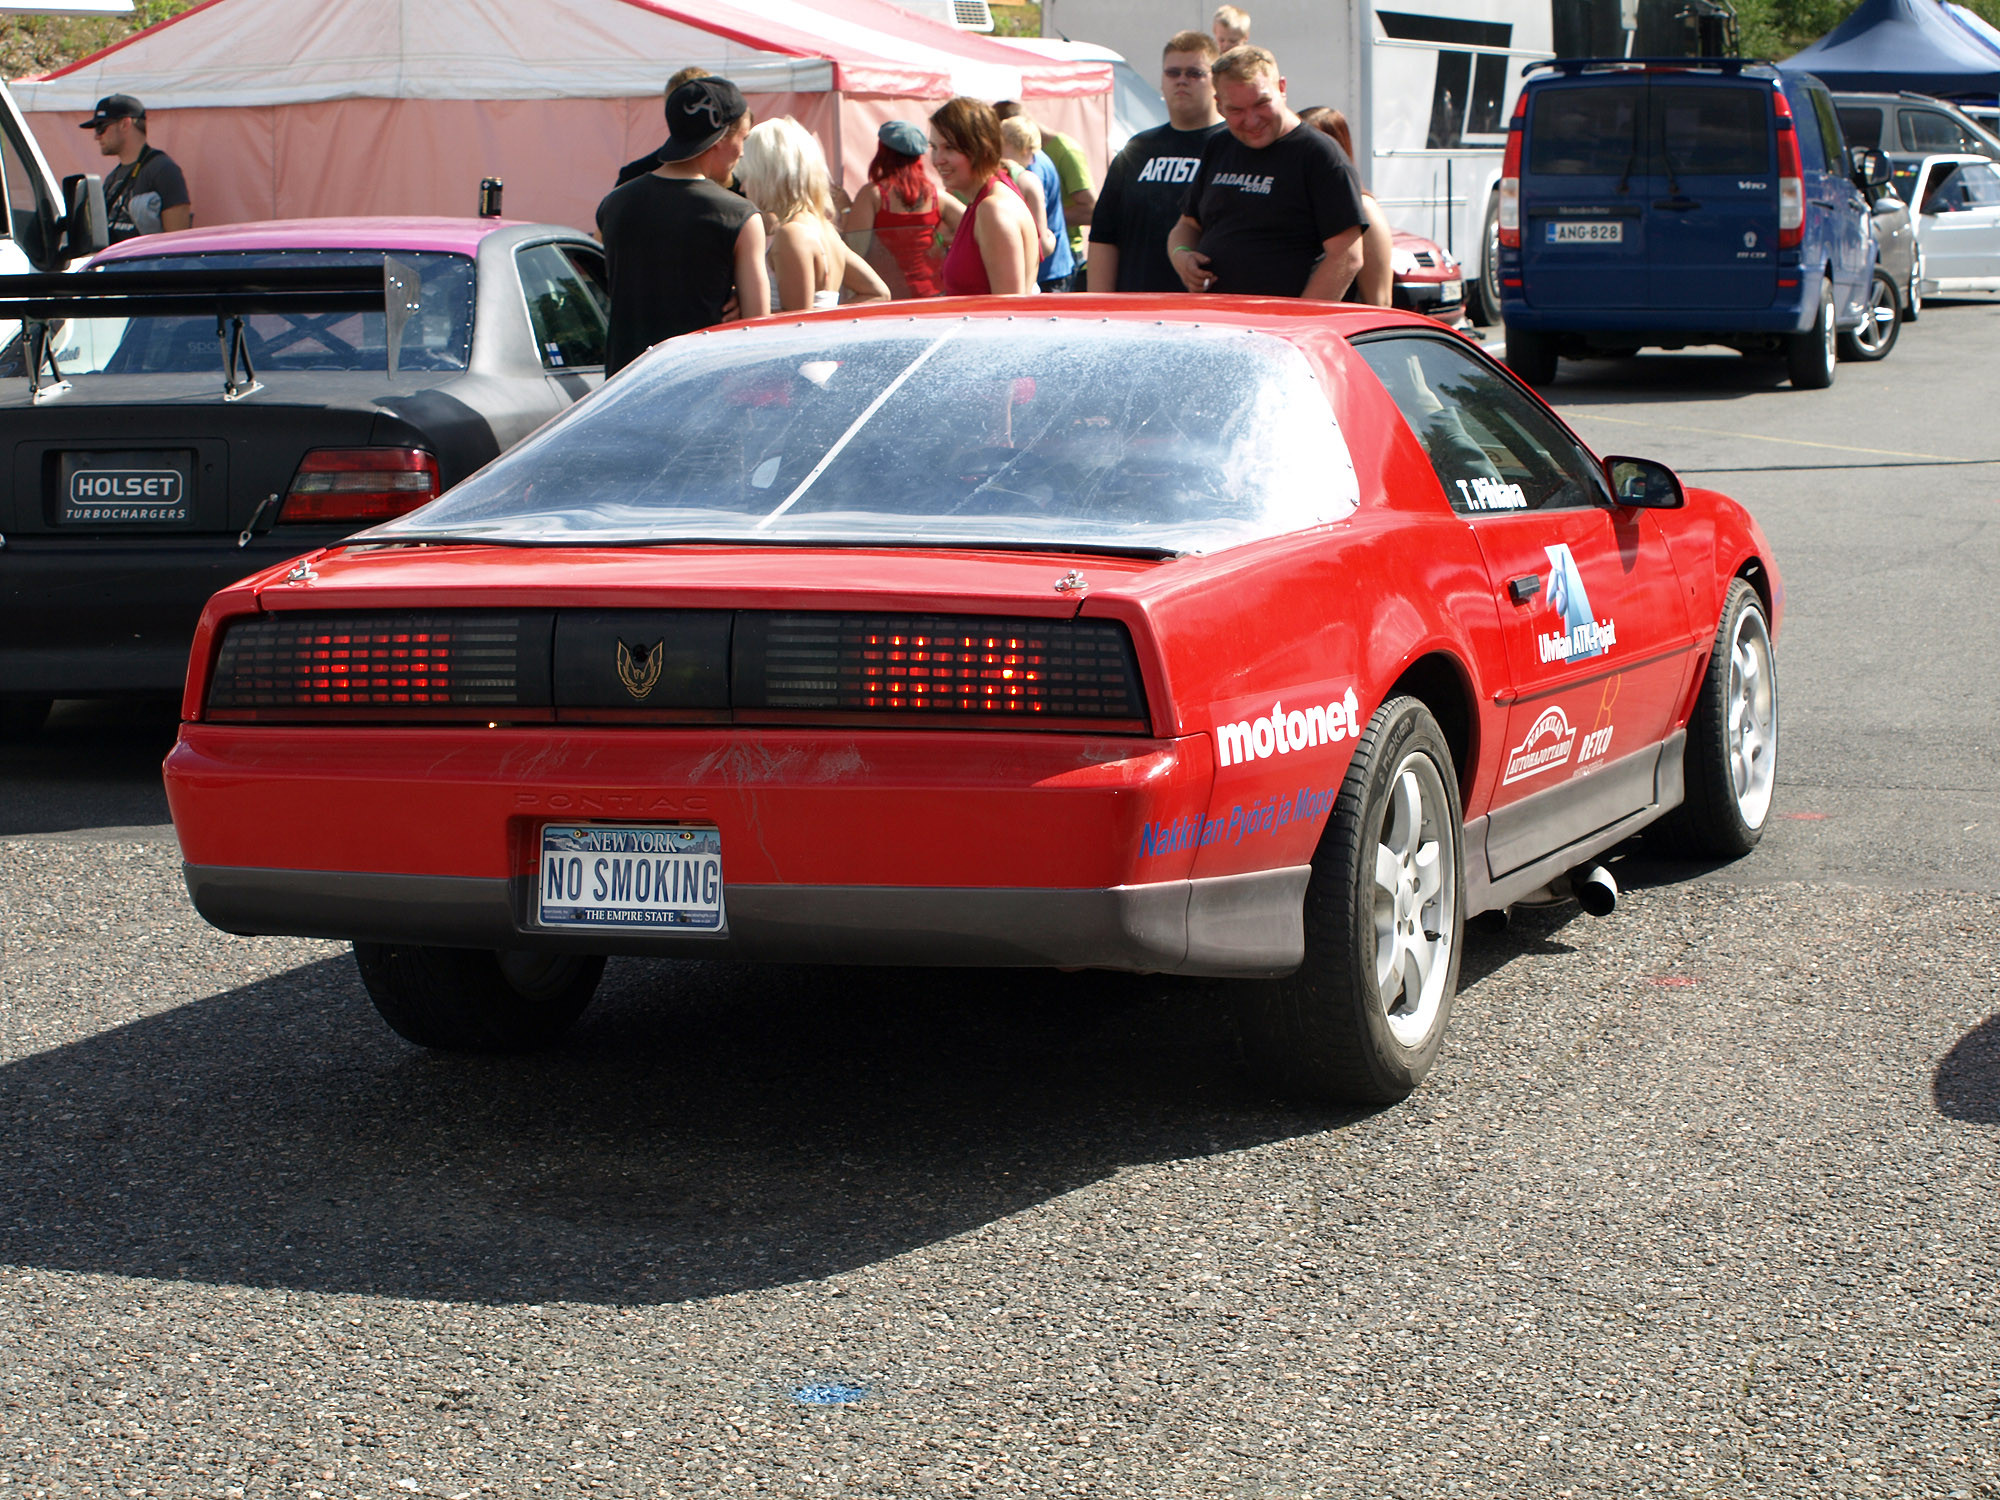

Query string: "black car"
[0, 217, 609, 736]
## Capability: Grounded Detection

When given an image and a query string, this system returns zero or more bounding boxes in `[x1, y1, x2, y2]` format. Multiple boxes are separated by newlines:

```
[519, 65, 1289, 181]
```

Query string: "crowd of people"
[581, 5, 1404, 374]
[72, 3, 1408, 380]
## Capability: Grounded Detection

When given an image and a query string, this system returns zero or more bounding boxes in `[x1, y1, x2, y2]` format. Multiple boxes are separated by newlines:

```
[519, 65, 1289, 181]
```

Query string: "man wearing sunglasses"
[80, 95, 192, 242]
[1086, 32, 1226, 292]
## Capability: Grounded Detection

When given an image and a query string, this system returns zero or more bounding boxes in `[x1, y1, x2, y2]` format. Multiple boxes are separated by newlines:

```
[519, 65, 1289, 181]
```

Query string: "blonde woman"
[737, 117, 890, 311]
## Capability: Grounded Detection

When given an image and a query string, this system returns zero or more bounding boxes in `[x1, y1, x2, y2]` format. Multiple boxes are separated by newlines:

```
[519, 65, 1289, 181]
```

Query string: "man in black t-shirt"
[1167, 47, 1367, 300]
[597, 78, 769, 376]
[80, 95, 191, 242]
[1087, 30, 1227, 293]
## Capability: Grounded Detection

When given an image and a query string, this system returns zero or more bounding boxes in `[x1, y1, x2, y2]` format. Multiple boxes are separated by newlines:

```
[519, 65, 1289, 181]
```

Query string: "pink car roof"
[89, 216, 559, 264]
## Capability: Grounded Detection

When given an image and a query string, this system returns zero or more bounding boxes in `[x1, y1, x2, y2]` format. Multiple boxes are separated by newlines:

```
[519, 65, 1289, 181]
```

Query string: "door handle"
[1508, 574, 1541, 603]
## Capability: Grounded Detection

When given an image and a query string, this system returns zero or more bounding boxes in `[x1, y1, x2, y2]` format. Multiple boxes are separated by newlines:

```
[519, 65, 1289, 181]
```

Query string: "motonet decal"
[1213, 682, 1363, 770]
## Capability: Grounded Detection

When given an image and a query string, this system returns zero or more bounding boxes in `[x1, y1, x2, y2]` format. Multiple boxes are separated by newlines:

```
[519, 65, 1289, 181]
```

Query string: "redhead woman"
[1299, 106, 1394, 307]
[738, 117, 890, 311]
[844, 119, 964, 299]
[927, 97, 1038, 297]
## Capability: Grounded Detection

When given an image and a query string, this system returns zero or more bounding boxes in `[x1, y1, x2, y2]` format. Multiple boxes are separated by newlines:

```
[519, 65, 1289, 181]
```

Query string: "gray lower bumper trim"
[184, 863, 1312, 977]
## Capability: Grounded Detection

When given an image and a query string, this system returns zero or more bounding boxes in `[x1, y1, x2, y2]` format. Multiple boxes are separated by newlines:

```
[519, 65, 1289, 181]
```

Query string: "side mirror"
[58, 174, 108, 262]
[1605, 455, 1684, 509]
[1850, 146, 1892, 191]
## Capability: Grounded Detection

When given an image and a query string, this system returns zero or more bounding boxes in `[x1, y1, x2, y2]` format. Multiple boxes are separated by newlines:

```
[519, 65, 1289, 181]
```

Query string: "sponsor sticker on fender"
[1503, 705, 1577, 785]
[1212, 681, 1363, 771]
[1539, 543, 1617, 664]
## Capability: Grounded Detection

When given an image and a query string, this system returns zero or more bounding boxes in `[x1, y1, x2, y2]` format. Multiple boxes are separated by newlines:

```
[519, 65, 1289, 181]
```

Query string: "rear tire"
[1837, 269, 1901, 361]
[1785, 278, 1837, 389]
[352, 943, 604, 1052]
[1469, 191, 1502, 325]
[1653, 579, 1778, 859]
[1503, 326, 1559, 385]
[1239, 697, 1465, 1105]
[0, 698, 52, 742]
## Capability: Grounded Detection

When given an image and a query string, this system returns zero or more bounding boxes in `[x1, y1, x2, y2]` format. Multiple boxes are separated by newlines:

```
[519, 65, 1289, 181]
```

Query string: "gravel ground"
[2, 838, 1995, 1498]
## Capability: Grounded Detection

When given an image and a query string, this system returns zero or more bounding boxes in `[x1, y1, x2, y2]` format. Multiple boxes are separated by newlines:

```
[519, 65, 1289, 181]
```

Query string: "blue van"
[1497, 59, 1883, 389]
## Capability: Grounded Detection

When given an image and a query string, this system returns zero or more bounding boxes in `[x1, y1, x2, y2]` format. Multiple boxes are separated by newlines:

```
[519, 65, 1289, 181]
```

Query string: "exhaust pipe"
[1571, 864, 1618, 917]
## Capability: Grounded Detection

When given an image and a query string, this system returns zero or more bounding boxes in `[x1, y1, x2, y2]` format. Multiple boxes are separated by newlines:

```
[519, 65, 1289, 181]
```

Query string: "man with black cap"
[596, 77, 769, 376]
[81, 94, 191, 241]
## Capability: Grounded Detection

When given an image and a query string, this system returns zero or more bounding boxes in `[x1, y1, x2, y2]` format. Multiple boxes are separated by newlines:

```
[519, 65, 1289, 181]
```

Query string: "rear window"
[1838, 106, 1883, 149]
[1654, 86, 1770, 175]
[1527, 83, 1770, 177]
[1528, 87, 1644, 175]
[367, 319, 1361, 555]
[13, 248, 476, 376]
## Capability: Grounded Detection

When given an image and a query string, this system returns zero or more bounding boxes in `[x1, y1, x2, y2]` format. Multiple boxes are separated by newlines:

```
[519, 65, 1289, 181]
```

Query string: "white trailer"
[1042, 0, 1577, 316]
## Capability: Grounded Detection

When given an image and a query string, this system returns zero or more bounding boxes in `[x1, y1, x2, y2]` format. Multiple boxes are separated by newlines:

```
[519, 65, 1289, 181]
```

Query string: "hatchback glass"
[368, 319, 1361, 555]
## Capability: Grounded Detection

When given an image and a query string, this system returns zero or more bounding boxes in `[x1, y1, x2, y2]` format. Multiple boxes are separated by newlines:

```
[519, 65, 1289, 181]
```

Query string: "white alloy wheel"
[1726, 603, 1779, 830]
[1372, 751, 1456, 1048]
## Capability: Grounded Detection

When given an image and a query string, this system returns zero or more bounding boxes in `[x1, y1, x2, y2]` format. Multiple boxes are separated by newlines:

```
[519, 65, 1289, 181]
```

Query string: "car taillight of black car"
[279, 447, 441, 525]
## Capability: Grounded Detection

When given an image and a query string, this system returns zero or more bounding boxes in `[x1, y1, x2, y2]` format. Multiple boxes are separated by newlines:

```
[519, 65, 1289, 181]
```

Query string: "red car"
[1390, 228, 1471, 329]
[164, 297, 1782, 1104]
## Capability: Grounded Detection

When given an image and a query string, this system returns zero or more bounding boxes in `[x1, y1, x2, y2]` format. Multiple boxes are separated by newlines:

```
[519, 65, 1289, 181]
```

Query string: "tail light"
[206, 611, 553, 718]
[733, 613, 1148, 726]
[1497, 91, 1527, 248]
[279, 447, 440, 525]
[203, 609, 1151, 730]
[1773, 90, 1805, 249]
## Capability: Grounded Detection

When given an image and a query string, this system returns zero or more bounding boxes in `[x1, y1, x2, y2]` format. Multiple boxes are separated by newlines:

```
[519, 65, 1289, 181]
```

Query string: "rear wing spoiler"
[0, 256, 422, 402]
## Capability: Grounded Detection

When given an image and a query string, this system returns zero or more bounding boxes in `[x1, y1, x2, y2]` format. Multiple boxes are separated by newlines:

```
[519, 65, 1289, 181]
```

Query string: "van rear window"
[1528, 88, 1644, 175]
[1654, 86, 1770, 175]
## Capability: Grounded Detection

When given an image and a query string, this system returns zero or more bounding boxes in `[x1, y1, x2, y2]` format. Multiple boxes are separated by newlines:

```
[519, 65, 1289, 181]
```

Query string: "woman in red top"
[844, 120, 963, 299]
[927, 97, 1037, 298]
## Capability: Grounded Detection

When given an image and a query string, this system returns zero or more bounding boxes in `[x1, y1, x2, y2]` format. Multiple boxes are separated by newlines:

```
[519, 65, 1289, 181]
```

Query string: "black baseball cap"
[656, 77, 748, 163]
[80, 94, 145, 129]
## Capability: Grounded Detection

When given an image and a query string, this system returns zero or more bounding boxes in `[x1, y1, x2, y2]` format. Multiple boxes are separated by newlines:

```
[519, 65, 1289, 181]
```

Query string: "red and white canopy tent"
[16, 0, 1111, 231]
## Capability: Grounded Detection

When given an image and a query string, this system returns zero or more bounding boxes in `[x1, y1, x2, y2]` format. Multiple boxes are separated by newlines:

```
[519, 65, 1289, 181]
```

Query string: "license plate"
[1437, 278, 1464, 304]
[537, 824, 725, 931]
[1546, 220, 1624, 244]
[59, 449, 194, 525]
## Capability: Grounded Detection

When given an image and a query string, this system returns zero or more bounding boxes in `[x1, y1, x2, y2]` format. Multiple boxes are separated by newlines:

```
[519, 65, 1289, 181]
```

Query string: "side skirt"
[1462, 730, 1686, 916]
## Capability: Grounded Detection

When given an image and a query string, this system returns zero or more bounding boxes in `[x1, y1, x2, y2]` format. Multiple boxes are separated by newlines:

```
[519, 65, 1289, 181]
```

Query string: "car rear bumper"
[165, 722, 1315, 974]
[0, 532, 338, 697]
[182, 862, 1311, 976]
[1498, 295, 1816, 336]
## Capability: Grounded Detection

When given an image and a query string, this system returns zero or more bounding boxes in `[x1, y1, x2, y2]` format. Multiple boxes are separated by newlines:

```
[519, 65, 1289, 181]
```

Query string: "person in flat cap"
[596, 77, 769, 375]
[842, 119, 962, 298]
[81, 94, 191, 241]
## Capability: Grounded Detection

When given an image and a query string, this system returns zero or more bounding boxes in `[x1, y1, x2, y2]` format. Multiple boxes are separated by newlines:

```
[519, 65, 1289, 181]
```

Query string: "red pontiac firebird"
[163, 297, 1782, 1104]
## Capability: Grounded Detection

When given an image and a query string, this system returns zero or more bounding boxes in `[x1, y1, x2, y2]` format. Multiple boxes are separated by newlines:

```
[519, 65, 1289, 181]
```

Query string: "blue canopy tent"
[1783, 0, 2000, 99]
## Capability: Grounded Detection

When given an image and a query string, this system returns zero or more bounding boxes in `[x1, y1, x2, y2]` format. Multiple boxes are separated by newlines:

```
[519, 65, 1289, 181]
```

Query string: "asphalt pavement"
[1, 304, 1997, 1498]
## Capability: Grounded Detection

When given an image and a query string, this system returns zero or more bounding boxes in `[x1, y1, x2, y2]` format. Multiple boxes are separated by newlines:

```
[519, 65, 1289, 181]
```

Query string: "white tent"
[17, 0, 1111, 230]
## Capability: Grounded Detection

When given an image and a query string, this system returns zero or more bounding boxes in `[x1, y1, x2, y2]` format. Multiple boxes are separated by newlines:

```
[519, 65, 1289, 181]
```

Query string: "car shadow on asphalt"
[0, 913, 1579, 1308]
[1933, 1012, 2000, 1124]
[0, 953, 1355, 1307]
[1539, 352, 1794, 407]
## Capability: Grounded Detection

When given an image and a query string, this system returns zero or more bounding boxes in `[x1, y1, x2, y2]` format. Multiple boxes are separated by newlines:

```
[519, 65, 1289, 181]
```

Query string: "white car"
[1894, 152, 2000, 296]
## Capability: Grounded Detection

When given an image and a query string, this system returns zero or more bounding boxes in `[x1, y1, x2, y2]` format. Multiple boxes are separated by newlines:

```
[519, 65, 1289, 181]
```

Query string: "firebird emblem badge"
[616, 639, 664, 700]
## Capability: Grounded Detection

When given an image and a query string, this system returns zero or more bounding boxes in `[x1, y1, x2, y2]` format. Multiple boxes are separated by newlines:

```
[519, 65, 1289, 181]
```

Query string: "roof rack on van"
[1524, 57, 1773, 77]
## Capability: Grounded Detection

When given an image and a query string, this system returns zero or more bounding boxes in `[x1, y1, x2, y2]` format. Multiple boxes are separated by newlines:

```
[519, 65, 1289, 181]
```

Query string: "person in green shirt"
[995, 101, 1096, 285]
